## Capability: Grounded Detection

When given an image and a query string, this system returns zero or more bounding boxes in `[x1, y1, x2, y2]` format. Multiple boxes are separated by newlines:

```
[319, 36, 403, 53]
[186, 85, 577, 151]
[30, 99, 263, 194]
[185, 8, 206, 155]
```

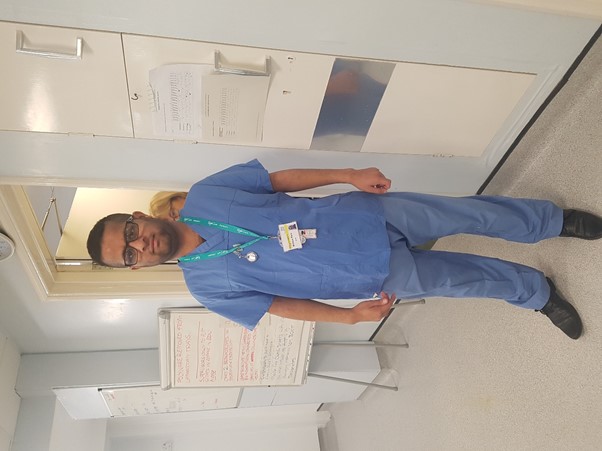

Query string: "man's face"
[100, 214, 180, 268]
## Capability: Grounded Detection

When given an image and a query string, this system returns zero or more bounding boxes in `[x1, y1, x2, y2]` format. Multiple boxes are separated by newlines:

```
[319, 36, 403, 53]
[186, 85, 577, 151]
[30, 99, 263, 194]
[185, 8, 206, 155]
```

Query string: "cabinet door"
[0, 22, 132, 137]
[123, 34, 333, 149]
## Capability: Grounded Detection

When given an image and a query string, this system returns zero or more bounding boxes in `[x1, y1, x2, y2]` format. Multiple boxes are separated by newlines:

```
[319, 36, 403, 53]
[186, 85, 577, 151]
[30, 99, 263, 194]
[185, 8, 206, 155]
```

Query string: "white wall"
[106, 404, 326, 451]
[13, 392, 322, 451]
[12, 396, 107, 451]
[0, 331, 21, 451]
[16, 350, 159, 398]
[48, 401, 106, 451]
[11, 396, 54, 451]
[110, 426, 320, 451]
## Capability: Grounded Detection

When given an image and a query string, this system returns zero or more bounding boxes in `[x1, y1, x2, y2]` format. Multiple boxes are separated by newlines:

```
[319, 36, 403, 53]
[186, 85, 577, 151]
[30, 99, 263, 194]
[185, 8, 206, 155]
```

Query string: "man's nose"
[129, 235, 147, 252]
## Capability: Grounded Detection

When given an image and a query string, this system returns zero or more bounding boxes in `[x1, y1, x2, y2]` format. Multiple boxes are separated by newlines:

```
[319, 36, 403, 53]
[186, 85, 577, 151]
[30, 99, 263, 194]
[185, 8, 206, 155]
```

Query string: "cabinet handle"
[214, 50, 270, 76]
[16, 30, 83, 60]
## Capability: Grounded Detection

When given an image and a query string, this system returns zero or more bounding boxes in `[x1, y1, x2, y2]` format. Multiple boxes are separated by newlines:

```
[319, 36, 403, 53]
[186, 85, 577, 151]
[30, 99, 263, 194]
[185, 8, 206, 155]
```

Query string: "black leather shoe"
[538, 278, 583, 339]
[560, 209, 602, 240]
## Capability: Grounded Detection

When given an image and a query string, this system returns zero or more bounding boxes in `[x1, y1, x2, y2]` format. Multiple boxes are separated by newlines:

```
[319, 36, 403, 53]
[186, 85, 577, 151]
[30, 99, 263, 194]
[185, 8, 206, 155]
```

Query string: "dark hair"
[87, 213, 131, 267]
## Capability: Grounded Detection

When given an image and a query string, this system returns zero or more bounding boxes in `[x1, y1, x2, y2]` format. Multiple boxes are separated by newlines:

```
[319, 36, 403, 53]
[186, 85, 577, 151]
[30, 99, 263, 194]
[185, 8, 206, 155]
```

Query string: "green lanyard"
[178, 216, 271, 262]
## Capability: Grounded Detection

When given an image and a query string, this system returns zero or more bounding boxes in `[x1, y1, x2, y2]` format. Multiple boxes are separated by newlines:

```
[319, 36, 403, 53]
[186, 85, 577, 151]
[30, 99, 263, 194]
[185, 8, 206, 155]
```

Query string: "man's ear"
[132, 211, 149, 219]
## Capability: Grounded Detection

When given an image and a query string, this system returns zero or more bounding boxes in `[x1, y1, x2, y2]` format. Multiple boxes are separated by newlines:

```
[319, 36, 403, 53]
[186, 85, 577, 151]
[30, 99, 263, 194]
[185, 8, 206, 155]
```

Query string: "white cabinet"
[0, 21, 539, 157]
[123, 34, 333, 149]
[122, 33, 536, 157]
[0, 22, 132, 137]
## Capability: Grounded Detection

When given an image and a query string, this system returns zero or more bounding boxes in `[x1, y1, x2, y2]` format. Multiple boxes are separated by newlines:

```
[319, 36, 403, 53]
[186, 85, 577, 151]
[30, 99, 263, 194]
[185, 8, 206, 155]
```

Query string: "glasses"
[123, 216, 139, 267]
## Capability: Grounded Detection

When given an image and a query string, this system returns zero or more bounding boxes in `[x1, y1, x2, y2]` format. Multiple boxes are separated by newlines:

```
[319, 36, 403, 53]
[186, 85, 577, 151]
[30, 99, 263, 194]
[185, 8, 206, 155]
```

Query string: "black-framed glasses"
[123, 216, 139, 267]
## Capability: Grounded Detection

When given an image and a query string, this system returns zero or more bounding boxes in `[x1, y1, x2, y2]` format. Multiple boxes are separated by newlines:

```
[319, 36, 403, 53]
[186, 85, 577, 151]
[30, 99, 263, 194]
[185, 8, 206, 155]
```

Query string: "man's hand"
[349, 292, 396, 323]
[268, 292, 396, 324]
[349, 168, 391, 194]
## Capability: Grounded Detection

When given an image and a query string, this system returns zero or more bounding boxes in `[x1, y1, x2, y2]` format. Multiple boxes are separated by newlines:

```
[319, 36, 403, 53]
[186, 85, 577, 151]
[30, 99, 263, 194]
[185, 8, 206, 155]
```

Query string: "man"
[88, 160, 602, 339]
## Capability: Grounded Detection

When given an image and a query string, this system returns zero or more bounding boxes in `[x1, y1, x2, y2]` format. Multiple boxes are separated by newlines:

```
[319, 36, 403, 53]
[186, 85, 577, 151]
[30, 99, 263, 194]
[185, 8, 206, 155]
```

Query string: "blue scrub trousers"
[379, 193, 564, 310]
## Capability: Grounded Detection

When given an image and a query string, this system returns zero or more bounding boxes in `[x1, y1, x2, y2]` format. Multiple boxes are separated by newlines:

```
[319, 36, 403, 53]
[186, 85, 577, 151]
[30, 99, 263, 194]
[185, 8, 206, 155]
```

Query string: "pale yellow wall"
[56, 188, 158, 259]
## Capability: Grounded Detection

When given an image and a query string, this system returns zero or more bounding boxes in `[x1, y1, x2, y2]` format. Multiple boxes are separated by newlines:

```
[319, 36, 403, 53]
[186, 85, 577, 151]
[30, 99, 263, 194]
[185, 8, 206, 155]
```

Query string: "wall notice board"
[158, 308, 315, 389]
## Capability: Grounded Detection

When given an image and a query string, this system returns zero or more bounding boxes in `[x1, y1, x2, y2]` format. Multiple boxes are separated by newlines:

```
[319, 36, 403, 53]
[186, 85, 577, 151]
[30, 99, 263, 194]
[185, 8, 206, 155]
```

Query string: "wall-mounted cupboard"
[0, 21, 132, 137]
[2, 20, 535, 159]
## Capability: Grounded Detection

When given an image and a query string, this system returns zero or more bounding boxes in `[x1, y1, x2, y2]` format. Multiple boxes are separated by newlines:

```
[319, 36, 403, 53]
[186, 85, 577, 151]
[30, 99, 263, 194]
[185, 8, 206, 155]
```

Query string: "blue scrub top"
[178, 160, 391, 329]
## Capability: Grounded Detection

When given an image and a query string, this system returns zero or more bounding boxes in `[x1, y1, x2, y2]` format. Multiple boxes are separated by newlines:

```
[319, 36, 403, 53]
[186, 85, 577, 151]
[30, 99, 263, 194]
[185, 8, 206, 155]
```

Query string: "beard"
[152, 218, 181, 263]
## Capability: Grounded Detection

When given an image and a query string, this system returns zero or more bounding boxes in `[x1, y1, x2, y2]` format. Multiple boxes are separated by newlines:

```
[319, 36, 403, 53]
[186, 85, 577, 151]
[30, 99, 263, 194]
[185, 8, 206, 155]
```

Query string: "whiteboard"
[158, 308, 315, 389]
[100, 385, 241, 417]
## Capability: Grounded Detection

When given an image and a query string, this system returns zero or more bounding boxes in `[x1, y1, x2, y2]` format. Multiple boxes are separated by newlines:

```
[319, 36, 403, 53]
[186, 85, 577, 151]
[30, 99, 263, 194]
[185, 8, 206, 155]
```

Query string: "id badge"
[278, 221, 303, 252]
